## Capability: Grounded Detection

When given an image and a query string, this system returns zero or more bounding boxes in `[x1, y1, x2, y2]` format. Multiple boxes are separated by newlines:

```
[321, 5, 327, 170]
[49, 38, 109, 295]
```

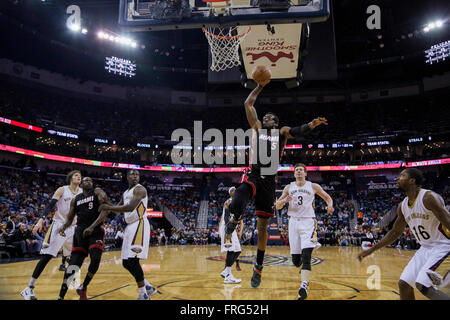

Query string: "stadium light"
[424, 20, 446, 33]
[81, 28, 88, 34]
[97, 30, 139, 48]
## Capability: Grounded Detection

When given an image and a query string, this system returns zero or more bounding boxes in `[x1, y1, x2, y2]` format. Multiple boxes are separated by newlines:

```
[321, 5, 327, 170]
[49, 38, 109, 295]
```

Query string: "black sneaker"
[59, 264, 66, 272]
[297, 283, 308, 300]
[250, 264, 263, 288]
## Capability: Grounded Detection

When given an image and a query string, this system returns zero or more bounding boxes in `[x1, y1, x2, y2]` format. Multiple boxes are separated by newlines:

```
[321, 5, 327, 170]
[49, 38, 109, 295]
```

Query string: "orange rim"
[202, 26, 251, 40]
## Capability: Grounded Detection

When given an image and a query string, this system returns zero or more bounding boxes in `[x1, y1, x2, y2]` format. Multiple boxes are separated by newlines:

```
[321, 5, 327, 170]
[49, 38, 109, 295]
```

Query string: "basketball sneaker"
[20, 286, 37, 300]
[250, 264, 263, 288]
[314, 242, 322, 250]
[145, 284, 157, 297]
[76, 286, 87, 300]
[137, 293, 150, 300]
[224, 274, 242, 284]
[297, 282, 308, 300]
[220, 268, 230, 278]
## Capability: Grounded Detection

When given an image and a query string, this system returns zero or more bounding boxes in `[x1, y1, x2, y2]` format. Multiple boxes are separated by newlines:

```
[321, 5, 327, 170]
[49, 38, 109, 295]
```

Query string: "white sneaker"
[224, 274, 241, 284]
[314, 242, 322, 250]
[137, 293, 149, 300]
[297, 282, 308, 300]
[21, 287, 37, 300]
[145, 284, 157, 297]
[220, 268, 230, 278]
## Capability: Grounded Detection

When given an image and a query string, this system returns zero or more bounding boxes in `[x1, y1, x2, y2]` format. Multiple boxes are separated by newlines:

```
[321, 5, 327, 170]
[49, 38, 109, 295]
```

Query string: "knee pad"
[292, 254, 302, 268]
[123, 258, 144, 283]
[301, 248, 313, 271]
[69, 251, 86, 268]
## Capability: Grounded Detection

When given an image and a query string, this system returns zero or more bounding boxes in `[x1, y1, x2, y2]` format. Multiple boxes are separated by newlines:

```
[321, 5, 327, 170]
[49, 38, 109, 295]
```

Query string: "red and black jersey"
[74, 190, 102, 230]
[248, 128, 287, 178]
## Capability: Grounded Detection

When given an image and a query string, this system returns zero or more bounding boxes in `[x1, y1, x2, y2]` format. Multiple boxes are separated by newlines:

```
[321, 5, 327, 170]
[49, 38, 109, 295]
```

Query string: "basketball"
[252, 65, 271, 85]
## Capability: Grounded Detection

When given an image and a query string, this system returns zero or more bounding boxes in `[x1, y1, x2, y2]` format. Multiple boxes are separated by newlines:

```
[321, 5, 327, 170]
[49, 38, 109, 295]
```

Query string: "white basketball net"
[203, 26, 251, 72]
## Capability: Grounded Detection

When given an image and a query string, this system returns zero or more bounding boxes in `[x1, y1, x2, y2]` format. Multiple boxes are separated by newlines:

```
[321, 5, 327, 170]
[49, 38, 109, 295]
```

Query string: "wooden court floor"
[0, 246, 428, 300]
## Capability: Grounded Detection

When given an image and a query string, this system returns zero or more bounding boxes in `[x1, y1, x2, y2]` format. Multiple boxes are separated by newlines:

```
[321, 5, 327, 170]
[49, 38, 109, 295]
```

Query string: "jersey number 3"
[297, 196, 303, 206]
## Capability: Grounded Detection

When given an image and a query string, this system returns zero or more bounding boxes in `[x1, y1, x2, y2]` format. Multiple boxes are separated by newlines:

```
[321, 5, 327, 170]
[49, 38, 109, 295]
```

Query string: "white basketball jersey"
[219, 198, 232, 229]
[287, 181, 316, 218]
[123, 184, 148, 224]
[54, 185, 82, 224]
[401, 188, 450, 248]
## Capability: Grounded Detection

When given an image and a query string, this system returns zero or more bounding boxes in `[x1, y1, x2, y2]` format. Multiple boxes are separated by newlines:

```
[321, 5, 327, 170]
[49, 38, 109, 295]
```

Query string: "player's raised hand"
[309, 117, 328, 129]
[326, 206, 334, 214]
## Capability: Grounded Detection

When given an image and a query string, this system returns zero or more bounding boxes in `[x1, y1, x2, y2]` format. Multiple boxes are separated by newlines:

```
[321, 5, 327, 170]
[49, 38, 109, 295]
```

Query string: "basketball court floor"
[0, 246, 427, 300]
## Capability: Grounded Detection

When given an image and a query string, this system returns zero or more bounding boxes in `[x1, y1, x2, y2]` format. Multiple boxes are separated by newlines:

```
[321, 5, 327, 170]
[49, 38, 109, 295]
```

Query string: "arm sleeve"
[42, 198, 58, 217]
[289, 123, 311, 137]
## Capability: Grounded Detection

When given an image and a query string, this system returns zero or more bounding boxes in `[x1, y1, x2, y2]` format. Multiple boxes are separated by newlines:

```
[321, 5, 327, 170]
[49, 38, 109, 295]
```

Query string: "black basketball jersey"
[248, 129, 287, 177]
[74, 190, 102, 230]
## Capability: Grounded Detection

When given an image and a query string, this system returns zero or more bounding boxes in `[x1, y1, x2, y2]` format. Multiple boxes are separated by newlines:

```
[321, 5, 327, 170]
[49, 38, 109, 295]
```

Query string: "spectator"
[8, 223, 28, 257]
[115, 227, 124, 248]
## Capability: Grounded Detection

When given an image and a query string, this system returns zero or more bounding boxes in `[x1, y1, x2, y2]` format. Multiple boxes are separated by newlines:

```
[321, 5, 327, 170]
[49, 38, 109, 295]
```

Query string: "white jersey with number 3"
[287, 181, 316, 218]
[401, 188, 450, 248]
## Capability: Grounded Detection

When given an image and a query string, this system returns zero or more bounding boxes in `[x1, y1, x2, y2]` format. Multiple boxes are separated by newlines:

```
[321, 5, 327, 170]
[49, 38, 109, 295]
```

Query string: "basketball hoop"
[203, 25, 251, 72]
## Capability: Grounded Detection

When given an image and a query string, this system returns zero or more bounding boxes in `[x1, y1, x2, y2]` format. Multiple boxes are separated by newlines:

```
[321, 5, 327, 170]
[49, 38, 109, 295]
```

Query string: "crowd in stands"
[1, 164, 448, 260]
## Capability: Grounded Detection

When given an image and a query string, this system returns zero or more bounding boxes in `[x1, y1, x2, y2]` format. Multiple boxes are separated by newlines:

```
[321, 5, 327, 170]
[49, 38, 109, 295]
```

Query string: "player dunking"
[219, 187, 244, 284]
[358, 168, 450, 300]
[224, 82, 328, 288]
[97, 170, 157, 300]
[56, 177, 109, 300]
[275, 163, 334, 300]
[21, 170, 82, 300]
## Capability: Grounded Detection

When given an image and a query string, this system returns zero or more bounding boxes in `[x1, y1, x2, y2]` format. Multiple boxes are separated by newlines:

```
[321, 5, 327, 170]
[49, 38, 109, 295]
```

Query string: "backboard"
[119, 0, 330, 31]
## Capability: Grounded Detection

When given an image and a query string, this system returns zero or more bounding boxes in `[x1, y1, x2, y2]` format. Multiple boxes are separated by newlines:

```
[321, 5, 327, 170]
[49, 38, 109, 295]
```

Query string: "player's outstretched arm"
[244, 85, 264, 129]
[275, 185, 291, 210]
[357, 204, 407, 262]
[99, 185, 146, 213]
[280, 117, 328, 139]
[312, 183, 334, 214]
[423, 191, 450, 231]
[58, 198, 76, 236]
[40, 186, 64, 219]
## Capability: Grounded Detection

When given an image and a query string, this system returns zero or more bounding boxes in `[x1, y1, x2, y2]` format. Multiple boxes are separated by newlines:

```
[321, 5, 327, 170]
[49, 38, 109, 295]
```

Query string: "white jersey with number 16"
[401, 188, 450, 248]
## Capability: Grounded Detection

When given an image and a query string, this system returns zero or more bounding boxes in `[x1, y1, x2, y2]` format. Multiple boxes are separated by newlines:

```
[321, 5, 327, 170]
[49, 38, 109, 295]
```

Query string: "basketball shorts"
[72, 226, 105, 256]
[239, 170, 276, 219]
[288, 217, 318, 254]
[40, 220, 75, 257]
[121, 218, 150, 260]
[219, 221, 241, 253]
[400, 245, 450, 290]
